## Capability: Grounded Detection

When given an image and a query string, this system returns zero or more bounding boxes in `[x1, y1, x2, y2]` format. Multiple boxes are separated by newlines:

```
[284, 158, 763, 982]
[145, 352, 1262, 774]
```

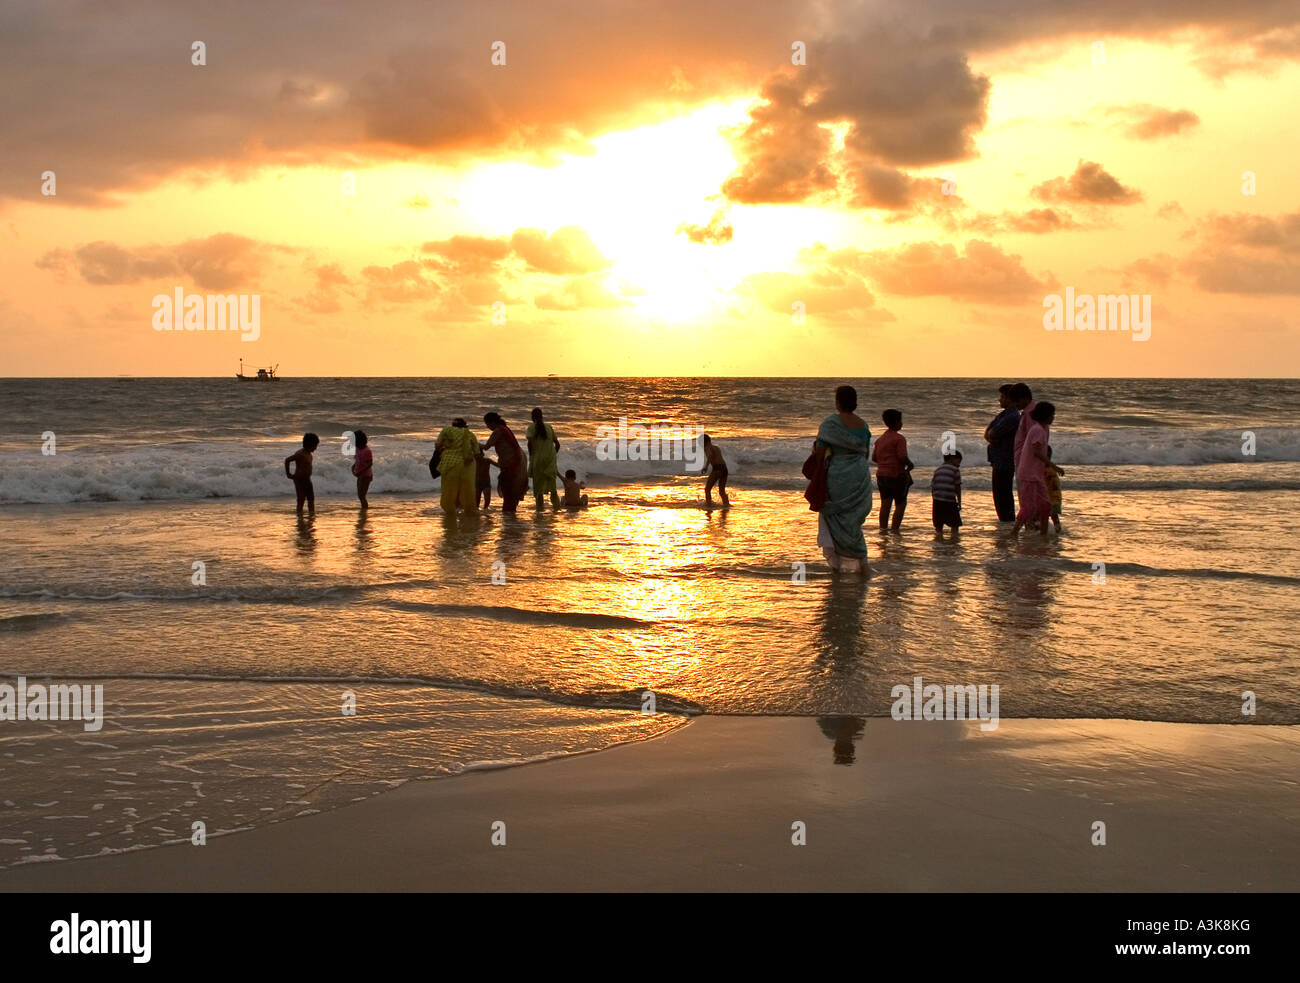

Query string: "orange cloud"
[1100, 103, 1200, 139]
[34, 234, 280, 290]
[1184, 212, 1300, 294]
[840, 239, 1049, 303]
[534, 275, 630, 310]
[677, 211, 735, 244]
[1032, 161, 1143, 205]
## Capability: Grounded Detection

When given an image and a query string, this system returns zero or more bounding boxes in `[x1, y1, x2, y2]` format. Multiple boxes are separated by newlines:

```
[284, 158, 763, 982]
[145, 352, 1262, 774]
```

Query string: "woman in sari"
[526, 407, 561, 509]
[435, 417, 479, 513]
[814, 385, 873, 574]
[483, 412, 527, 514]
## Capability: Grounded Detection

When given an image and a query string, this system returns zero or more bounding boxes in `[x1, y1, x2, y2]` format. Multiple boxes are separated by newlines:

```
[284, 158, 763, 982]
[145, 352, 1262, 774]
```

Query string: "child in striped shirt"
[931, 451, 962, 534]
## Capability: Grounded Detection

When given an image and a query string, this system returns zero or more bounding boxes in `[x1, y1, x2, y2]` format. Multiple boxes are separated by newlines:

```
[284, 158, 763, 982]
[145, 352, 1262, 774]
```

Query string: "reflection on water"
[354, 512, 373, 553]
[816, 715, 867, 764]
[2, 487, 1297, 723]
[813, 575, 870, 677]
[294, 514, 317, 554]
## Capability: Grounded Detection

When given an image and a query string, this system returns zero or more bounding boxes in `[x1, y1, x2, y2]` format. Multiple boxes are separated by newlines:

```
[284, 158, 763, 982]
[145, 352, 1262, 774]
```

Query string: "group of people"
[433, 408, 587, 515]
[283, 407, 588, 517]
[811, 384, 1064, 574]
[983, 383, 1063, 536]
[283, 386, 1065, 566]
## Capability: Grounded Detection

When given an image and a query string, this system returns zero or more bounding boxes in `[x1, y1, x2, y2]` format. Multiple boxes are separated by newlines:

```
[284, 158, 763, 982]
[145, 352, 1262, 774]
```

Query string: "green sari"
[815, 415, 873, 563]
[527, 421, 558, 487]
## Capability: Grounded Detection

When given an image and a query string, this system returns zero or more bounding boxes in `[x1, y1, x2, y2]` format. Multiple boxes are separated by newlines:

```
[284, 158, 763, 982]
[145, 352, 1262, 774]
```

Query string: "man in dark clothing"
[984, 384, 1020, 521]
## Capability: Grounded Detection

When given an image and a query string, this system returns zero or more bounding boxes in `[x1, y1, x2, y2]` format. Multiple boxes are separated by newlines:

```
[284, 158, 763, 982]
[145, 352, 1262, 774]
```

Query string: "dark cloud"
[721, 35, 990, 209]
[2, 0, 1295, 205]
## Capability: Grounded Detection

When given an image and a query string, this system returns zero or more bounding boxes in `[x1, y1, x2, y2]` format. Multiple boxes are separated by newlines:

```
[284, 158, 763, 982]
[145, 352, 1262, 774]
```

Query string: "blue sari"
[815, 415, 873, 562]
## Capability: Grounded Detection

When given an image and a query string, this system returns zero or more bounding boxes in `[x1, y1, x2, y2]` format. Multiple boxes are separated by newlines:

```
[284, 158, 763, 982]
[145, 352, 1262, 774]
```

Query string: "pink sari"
[1016, 421, 1051, 522]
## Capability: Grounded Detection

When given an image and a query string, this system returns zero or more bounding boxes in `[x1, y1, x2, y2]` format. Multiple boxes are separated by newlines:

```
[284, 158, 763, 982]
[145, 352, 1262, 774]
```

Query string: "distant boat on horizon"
[236, 359, 280, 381]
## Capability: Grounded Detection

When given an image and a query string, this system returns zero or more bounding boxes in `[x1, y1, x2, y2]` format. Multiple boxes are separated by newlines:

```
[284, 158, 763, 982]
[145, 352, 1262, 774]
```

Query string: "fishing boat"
[236, 359, 279, 381]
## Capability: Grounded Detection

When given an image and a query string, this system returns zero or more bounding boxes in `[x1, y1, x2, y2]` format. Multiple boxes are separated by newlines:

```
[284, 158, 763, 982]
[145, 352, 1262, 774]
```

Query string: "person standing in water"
[1012, 401, 1055, 536]
[350, 430, 373, 509]
[814, 385, 872, 574]
[526, 407, 561, 509]
[284, 432, 320, 516]
[435, 417, 479, 514]
[984, 384, 1020, 522]
[1009, 382, 1036, 511]
[701, 434, 730, 509]
[483, 412, 527, 514]
[872, 409, 914, 532]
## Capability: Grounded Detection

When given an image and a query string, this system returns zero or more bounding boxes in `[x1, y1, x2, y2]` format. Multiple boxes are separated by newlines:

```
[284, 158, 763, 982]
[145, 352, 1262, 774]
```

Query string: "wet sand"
[3, 716, 1297, 892]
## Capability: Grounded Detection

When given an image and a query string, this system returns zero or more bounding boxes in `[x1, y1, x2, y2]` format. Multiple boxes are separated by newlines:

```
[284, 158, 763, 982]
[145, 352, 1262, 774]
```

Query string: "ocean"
[1, 376, 1297, 867]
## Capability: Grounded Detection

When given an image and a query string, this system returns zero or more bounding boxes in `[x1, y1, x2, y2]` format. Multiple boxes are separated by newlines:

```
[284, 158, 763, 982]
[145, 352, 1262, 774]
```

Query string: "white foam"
[3, 428, 1297, 503]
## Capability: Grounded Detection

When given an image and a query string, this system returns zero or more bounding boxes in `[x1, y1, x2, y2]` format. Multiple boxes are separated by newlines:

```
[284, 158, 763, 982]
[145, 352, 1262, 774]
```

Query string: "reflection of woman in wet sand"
[814, 385, 873, 574]
[816, 716, 867, 765]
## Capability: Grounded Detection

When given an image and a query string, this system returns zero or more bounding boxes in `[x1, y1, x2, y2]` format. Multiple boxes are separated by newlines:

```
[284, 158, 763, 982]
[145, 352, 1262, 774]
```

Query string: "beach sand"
[3, 716, 1297, 892]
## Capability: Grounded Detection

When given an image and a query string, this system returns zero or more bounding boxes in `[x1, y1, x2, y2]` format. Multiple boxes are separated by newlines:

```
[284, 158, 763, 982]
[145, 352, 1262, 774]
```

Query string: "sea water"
[1, 377, 1297, 867]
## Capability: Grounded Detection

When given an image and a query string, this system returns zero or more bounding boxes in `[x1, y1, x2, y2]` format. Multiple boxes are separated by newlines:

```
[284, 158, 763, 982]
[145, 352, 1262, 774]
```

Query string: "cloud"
[1183, 211, 1300, 294]
[720, 77, 839, 203]
[509, 226, 609, 275]
[721, 34, 990, 209]
[742, 244, 894, 324]
[840, 238, 1049, 303]
[297, 262, 354, 314]
[3, 1, 1297, 204]
[420, 234, 512, 274]
[1031, 160, 1143, 205]
[0, 0, 799, 204]
[677, 210, 735, 244]
[940, 206, 1083, 235]
[360, 260, 440, 305]
[34, 234, 277, 289]
[1115, 254, 1178, 289]
[534, 275, 630, 310]
[1098, 103, 1200, 139]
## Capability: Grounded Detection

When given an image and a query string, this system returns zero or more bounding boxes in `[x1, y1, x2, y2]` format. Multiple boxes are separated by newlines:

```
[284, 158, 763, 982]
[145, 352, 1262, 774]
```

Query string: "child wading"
[559, 469, 588, 509]
[1044, 446, 1065, 533]
[872, 409, 914, 531]
[284, 432, 320, 516]
[931, 451, 962, 536]
[351, 430, 373, 509]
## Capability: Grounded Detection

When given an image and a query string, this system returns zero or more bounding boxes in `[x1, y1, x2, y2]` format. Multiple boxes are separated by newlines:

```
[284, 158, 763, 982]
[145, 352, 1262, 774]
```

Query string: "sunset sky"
[2, 0, 1298, 377]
